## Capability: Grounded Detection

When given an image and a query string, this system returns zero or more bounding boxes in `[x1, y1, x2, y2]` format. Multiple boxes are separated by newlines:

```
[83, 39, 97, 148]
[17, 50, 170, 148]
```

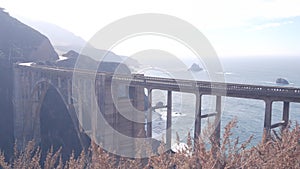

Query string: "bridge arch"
[30, 80, 89, 160]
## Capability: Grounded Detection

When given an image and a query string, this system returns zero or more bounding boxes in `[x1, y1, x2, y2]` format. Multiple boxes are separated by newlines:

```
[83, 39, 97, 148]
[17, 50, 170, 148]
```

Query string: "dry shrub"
[0, 120, 299, 169]
[43, 147, 61, 169]
[241, 123, 300, 168]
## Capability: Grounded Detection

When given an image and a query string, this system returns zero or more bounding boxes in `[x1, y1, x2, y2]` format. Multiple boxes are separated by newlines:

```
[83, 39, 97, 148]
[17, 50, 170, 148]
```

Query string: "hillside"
[0, 8, 58, 159]
[0, 8, 58, 62]
[18, 18, 86, 54]
[16, 17, 140, 68]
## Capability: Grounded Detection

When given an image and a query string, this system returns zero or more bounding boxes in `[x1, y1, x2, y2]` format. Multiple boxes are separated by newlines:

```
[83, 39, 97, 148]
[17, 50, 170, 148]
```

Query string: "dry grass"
[1, 120, 299, 169]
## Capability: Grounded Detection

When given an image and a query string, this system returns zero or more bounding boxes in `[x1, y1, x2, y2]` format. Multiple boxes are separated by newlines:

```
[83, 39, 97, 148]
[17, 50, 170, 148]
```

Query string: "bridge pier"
[263, 100, 291, 139]
[193, 95, 222, 145]
[147, 88, 152, 138]
[282, 101, 290, 128]
[194, 94, 202, 142]
[166, 90, 172, 150]
[264, 100, 273, 137]
[214, 96, 221, 145]
[193, 94, 222, 147]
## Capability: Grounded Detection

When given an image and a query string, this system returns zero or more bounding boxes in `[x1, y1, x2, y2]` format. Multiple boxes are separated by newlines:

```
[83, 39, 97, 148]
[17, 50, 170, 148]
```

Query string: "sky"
[1, 0, 300, 57]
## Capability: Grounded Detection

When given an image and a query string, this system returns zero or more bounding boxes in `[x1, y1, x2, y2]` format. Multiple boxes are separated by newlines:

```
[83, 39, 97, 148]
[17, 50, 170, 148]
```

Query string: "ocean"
[141, 56, 300, 146]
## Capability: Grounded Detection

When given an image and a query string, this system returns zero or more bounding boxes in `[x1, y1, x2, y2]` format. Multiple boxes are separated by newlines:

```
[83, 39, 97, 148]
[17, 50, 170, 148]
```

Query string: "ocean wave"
[155, 109, 186, 121]
[262, 81, 294, 85]
[149, 109, 187, 139]
[215, 71, 235, 75]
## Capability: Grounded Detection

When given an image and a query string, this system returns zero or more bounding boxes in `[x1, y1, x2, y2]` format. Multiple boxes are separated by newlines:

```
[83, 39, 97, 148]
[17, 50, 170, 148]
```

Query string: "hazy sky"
[2, 0, 300, 57]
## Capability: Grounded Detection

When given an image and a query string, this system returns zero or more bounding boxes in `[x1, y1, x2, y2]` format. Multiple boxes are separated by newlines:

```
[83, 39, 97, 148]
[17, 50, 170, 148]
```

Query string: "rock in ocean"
[188, 63, 203, 72]
[276, 78, 289, 85]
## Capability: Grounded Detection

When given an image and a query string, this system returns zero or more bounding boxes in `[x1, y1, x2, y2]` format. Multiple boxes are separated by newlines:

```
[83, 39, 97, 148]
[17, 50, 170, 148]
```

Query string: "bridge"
[13, 64, 300, 156]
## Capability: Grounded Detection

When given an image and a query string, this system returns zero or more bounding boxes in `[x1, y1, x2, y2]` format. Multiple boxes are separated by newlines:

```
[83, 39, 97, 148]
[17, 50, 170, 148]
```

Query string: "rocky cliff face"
[0, 9, 58, 62]
[0, 8, 58, 159]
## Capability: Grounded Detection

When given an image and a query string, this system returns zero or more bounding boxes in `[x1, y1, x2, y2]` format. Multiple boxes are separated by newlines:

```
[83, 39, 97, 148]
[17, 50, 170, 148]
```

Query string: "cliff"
[0, 9, 58, 62]
[0, 8, 58, 159]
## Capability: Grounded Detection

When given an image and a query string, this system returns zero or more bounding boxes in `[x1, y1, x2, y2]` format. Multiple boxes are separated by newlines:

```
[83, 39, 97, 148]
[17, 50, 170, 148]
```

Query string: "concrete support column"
[282, 101, 290, 128]
[215, 96, 221, 145]
[264, 100, 273, 137]
[97, 75, 106, 143]
[100, 75, 106, 114]
[67, 79, 72, 104]
[133, 86, 146, 138]
[77, 80, 83, 132]
[147, 88, 152, 138]
[166, 90, 172, 150]
[58, 77, 61, 88]
[91, 80, 97, 140]
[194, 94, 202, 142]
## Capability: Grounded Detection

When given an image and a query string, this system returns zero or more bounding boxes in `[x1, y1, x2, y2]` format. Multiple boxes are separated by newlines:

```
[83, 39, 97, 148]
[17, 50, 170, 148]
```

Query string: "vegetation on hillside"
[1, 119, 299, 169]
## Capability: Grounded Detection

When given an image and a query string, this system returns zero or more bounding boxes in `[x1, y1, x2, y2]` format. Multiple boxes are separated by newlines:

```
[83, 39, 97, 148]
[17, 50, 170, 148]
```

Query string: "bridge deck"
[16, 64, 300, 102]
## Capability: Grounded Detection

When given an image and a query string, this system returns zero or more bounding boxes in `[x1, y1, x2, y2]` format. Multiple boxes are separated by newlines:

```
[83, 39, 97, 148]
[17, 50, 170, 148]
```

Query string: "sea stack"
[276, 78, 289, 85]
[188, 63, 203, 72]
